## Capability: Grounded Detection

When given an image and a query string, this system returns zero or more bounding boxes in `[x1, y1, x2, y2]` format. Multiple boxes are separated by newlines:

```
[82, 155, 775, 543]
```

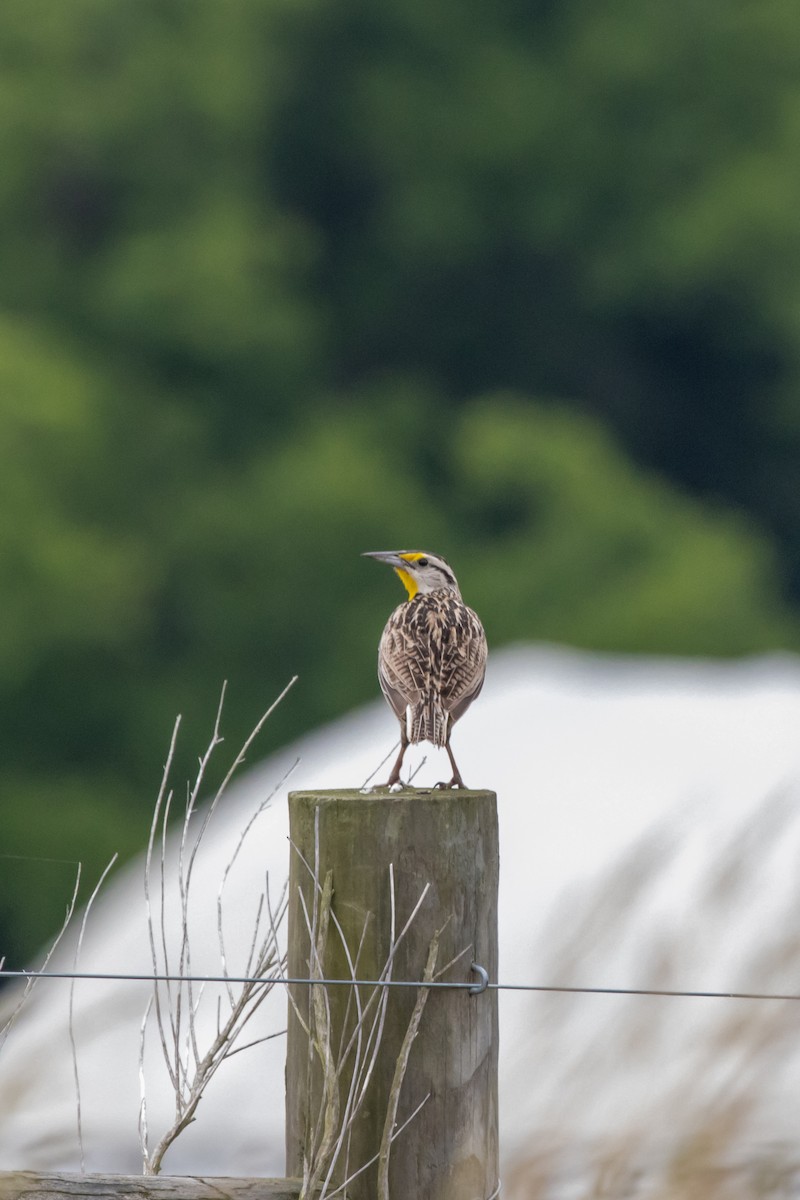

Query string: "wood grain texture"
[285, 788, 499, 1200]
[0, 1174, 302, 1200]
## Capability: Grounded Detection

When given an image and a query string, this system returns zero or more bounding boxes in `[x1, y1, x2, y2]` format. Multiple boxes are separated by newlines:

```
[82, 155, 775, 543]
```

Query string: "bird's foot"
[364, 777, 407, 792]
[433, 776, 466, 790]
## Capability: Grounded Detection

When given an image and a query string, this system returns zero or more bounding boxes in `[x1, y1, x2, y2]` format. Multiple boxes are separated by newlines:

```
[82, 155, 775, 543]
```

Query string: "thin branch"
[377, 928, 441, 1199]
[69, 852, 119, 1172]
[293, 848, 442, 1200]
[406, 755, 428, 784]
[217, 758, 299, 1003]
[324, 1092, 431, 1199]
[222, 1027, 287, 1060]
[138, 995, 154, 1168]
[303, 872, 340, 1199]
[144, 717, 181, 1091]
[360, 742, 399, 791]
[433, 940, 472, 982]
[0, 864, 82, 1055]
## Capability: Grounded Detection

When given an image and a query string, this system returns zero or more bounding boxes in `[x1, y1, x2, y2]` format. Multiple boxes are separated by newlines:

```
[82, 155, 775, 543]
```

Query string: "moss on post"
[285, 788, 499, 1200]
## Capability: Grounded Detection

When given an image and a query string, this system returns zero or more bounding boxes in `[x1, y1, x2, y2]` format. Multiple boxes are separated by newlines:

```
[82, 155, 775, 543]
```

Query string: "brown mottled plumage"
[362, 550, 487, 788]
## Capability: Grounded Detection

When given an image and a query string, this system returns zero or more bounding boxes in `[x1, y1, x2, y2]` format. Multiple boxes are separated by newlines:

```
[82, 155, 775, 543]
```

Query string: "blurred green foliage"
[1, 0, 799, 960]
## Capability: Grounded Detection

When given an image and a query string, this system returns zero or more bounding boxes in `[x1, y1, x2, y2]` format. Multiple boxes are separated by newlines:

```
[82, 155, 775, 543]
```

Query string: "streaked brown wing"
[377, 605, 422, 721]
[440, 605, 487, 722]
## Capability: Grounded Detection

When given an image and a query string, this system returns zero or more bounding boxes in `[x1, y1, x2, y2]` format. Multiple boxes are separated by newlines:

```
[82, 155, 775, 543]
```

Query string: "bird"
[362, 550, 487, 788]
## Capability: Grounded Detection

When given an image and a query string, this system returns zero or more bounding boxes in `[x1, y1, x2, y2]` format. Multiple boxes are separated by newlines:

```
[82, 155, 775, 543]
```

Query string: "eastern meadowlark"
[363, 550, 487, 788]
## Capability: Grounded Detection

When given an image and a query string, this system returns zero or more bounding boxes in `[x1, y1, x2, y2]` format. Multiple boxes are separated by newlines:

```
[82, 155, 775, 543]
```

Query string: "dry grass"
[501, 788, 800, 1198]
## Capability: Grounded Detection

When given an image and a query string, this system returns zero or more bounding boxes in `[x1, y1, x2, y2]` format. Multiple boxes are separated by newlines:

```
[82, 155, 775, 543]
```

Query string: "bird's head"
[362, 550, 461, 600]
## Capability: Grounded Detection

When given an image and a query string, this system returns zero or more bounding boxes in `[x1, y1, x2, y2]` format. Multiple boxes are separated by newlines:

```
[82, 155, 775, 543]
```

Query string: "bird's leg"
[435, 735, 466, 789]
[384, 725, 410, 787]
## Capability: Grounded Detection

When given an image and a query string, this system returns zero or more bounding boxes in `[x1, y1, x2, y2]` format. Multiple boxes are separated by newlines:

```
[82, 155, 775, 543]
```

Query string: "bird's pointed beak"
[362, 550, 405, 567]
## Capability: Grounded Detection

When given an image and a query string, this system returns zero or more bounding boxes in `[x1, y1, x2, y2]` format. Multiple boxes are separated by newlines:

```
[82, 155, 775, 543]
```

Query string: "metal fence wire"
[3, 965, 800, 1002]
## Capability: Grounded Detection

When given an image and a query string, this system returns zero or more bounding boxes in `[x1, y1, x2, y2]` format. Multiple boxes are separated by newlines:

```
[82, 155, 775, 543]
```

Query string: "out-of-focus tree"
[267, 0, 800, 579]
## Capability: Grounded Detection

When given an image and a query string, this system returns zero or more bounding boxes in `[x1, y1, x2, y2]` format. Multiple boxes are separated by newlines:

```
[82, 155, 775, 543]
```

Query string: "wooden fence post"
[285, 788, 499, 1199]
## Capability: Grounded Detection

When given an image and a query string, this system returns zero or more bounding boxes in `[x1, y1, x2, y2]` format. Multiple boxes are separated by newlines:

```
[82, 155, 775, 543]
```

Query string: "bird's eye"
[417, 557, 429, 567]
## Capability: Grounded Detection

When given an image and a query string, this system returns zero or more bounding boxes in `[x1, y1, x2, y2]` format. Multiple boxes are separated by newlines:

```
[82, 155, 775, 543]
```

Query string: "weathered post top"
[285, 786, 499, 1200]
[286, 787, 494, 800]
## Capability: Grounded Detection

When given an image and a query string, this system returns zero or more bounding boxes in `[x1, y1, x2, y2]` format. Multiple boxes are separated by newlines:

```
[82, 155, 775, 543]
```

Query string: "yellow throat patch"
[394, 552, 427, 600]
[393, 568, 419, 599]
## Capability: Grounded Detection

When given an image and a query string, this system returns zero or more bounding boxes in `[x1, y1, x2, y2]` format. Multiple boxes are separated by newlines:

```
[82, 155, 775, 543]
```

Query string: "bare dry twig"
[69, 852, 119, 1171]
[139, 677, 298, 1174]
[0, 865, 82, 1055]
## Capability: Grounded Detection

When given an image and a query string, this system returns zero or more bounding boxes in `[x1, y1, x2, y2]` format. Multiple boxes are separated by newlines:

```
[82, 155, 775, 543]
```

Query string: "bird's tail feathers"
[409, 700, 449, 747]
